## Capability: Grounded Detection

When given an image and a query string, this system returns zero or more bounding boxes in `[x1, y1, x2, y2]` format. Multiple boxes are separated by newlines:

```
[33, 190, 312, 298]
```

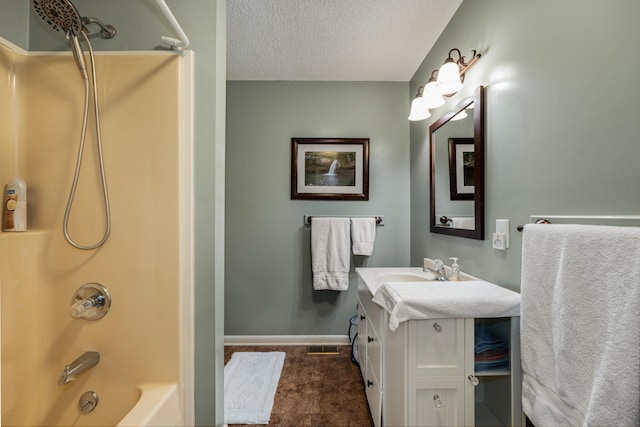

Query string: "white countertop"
[356, 267, 521, 327]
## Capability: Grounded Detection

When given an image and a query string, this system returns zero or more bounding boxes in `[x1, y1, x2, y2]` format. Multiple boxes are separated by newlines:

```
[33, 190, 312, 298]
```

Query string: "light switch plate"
[496, 219, 510, 248]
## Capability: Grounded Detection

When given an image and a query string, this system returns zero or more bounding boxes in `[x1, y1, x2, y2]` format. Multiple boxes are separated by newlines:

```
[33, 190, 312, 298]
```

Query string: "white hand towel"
[351, 217, 376, 256]
[311, 217, 351, 291]
[372, 280, 520, 331]
[521, 224, 640, 427]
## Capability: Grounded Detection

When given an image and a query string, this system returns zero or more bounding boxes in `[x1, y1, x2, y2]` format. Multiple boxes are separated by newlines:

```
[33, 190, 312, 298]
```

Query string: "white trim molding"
[224, 335, 350, 346]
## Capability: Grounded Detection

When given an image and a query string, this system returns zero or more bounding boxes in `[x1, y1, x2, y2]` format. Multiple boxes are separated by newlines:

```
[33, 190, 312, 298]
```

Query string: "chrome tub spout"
[58, 351, 100, 385]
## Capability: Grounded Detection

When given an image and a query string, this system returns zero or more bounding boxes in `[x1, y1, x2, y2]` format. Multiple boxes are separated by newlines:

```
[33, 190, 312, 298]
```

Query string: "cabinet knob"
[367, 336, 374, 343]
[367, 380, 374, 388]
[360, 315, 366, 321]
[433, 394, 443, 408]
[433, 322, 442, 332]
[468, 374, 480, 386]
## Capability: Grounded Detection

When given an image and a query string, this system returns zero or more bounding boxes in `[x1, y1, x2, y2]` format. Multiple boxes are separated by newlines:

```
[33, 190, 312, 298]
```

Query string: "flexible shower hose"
[63, 30, 111, 250]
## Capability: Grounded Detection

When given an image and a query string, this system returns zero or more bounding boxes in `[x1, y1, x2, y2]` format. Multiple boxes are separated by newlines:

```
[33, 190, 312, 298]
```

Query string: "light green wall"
[225, 81, 411, 335]
[0, 0, 29, 49]
[20, 1, 225, 425]
[410, 0, 640, 290]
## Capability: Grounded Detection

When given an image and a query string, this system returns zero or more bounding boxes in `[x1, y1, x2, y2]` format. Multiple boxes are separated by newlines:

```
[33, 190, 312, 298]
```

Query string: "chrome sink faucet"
[58, 351, 100, 385]
[424, 259, 450, 281]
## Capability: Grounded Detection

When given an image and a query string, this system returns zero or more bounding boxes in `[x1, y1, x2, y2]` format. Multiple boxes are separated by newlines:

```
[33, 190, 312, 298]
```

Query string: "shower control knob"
[69, 283, 111, 320]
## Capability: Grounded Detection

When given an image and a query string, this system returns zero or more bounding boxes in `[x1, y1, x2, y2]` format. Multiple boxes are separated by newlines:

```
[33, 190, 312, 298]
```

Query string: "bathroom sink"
[374, 271, 438, 283]
[357, 266, 477, 295]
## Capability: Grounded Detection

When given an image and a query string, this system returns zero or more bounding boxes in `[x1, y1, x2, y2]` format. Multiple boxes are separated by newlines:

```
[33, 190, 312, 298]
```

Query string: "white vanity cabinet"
[357, 271, 523, 427]
[357, 278, 384, 426]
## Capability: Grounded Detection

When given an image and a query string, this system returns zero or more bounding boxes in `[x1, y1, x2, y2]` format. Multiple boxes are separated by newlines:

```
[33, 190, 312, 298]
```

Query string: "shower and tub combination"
[0, 1, 193, 426]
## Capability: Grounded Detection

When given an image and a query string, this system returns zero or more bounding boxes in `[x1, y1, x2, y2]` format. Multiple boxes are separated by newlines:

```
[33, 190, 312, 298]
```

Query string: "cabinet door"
[360, 289, 382, 337]
[365, 358, 383, 427]
[367, 325, 382, 388]
[357, 300, 368, 378]
[408, 378, 466, 427]
[408, 318, 466, 377]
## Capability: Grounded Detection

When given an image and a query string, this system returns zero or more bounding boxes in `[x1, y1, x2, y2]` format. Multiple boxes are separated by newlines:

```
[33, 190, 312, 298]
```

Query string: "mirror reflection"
[429, 86, 484, 240]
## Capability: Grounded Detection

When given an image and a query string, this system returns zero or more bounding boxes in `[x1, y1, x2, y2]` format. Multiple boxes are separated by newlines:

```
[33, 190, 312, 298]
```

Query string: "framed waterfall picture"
[291, 137, 370, 200]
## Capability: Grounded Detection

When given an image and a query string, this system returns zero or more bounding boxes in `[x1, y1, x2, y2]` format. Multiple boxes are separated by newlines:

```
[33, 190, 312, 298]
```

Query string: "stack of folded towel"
[310, 217, 378, 291]
[474, 325, 509, 372]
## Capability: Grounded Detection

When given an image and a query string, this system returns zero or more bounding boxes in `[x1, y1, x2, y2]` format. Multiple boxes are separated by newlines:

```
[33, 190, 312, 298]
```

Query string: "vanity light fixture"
[436, 48, 482, 95]
[423, 70, 446, 109]
[408, 86, 431, 121]
[409, 48, 481, 121]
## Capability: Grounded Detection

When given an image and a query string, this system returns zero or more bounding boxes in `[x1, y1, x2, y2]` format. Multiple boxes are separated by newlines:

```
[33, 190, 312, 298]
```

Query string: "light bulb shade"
[436, 61, 463, 95]
[408, 97, 431, 121]
[422, 83, 445, 109]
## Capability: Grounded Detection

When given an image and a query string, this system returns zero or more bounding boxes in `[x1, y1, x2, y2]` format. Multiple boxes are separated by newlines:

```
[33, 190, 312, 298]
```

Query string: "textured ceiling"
[227, 0, 463, 81]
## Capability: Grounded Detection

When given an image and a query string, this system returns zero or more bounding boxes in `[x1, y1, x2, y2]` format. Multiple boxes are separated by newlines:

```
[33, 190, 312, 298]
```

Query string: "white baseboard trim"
[224, 335, 350, 346]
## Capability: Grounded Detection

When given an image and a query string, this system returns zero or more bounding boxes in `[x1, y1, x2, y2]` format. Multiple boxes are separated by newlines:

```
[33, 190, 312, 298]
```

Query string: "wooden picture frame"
[448, 137, 475, 200]
[291, 138, 369, 200]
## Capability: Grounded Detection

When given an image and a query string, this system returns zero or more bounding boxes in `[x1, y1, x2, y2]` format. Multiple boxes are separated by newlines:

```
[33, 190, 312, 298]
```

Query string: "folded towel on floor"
[372, 280, 521, 331]
[521, 224, 640, 427]
[351, 217, 376, 256]
[311, 217, 351, 291]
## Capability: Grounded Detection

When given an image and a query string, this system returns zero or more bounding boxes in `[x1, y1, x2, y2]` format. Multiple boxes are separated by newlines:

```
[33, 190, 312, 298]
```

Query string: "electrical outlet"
[495, 219, 510, 249]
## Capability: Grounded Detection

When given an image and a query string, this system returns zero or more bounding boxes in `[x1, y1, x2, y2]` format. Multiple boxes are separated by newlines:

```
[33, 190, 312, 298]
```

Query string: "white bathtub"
[117, 383, 182, 427]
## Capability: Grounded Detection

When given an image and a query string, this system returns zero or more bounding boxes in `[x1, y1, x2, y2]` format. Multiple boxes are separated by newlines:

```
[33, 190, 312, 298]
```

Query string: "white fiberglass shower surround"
[0, 8, 194, 427]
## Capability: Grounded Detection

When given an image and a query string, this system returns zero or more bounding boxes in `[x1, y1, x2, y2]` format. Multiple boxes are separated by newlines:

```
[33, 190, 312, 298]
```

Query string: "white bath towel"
[351, 217, 376, 256]
[520, 224, 640, 427]
[311, 217, 351, 291]
[372, 280, 521, 331]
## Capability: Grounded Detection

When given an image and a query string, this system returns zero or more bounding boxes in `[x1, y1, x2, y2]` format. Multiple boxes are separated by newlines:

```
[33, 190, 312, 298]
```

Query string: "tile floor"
[224, 345, 374, 427]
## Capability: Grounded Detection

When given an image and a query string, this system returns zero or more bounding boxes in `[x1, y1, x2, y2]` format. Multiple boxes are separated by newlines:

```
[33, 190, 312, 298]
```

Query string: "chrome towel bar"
[304, 215, 384, 226]
[517, 215, 640, 232]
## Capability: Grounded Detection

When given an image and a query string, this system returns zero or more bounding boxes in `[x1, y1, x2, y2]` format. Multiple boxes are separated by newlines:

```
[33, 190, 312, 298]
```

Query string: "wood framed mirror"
[429, 85, 484, 239]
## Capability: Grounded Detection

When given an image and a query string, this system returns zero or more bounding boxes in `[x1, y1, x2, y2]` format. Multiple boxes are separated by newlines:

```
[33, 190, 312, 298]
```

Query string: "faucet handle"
[69, 283, 111, 320]
[433, 259, 445, 270]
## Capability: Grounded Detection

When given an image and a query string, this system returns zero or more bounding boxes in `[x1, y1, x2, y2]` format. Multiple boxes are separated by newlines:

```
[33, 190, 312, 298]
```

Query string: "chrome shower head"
[32, 0, 88, 80]
[32, 0, 84, 36]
